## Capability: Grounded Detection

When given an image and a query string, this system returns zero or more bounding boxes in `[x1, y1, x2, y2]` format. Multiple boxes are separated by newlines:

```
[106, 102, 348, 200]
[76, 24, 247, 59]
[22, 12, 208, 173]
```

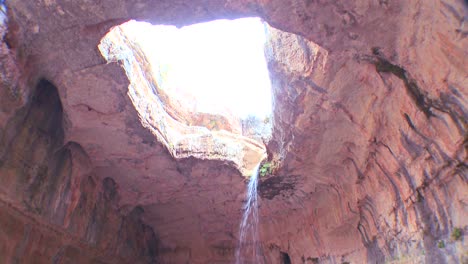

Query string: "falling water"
[235, 163, 264, 264]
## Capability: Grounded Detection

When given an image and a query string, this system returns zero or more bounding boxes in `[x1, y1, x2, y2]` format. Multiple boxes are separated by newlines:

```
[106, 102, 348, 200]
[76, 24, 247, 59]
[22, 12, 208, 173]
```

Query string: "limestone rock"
[0, 0, 466, 263]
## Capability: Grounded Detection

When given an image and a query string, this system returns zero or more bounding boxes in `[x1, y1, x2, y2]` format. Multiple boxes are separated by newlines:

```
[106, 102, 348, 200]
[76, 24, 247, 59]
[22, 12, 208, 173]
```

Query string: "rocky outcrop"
[260, 4, 467, 262]
[0, 0, 466, 263]
[0, 79, 157, 263]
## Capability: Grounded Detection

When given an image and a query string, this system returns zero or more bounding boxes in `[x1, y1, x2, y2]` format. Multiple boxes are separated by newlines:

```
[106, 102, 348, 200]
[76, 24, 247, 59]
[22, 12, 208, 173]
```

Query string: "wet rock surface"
[0, 0, 466, 263]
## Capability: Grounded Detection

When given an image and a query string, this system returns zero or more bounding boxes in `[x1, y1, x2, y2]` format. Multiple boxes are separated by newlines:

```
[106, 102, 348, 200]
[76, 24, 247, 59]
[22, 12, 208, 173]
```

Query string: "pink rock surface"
[0, 0, 466, 263]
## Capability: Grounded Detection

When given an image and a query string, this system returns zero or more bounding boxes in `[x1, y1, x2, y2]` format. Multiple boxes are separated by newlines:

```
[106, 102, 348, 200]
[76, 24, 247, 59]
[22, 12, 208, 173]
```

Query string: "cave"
[0, 1, 467, 264]
[98, 17, 275, 175]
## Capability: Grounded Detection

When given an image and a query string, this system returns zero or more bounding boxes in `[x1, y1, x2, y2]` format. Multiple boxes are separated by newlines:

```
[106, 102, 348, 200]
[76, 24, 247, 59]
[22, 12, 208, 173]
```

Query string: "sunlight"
[121, 17, 272, 119]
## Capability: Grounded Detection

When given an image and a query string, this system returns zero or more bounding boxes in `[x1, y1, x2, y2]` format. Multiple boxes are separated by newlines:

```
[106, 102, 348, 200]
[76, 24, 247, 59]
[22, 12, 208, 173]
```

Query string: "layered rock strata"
[0, 0, 466, 263]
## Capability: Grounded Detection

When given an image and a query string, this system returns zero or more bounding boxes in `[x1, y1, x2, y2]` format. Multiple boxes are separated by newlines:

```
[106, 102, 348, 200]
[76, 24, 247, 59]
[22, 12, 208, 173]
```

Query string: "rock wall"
[0, 0, 466, 263]
[0, 79, 157, 263]
[260, 9, 467, 262]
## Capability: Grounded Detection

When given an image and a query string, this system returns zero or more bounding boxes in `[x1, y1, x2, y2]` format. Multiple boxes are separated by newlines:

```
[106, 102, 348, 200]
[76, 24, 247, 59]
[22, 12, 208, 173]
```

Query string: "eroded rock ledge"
[0, 0, 467, 263]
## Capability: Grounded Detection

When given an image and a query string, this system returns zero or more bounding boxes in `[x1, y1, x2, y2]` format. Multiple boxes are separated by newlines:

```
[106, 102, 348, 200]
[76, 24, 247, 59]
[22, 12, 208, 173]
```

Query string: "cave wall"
[260, 14, 467, 262]
[0, 0, 466, 263]
[0, 79, 158, 263]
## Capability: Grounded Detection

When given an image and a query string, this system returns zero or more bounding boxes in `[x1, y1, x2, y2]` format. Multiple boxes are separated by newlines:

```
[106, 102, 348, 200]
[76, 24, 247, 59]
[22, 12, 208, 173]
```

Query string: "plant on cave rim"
[451, 227, 462, 241]
[259, 160, 280, 177]
[437, 240, 445, 248]
[259, 162, 271, 177]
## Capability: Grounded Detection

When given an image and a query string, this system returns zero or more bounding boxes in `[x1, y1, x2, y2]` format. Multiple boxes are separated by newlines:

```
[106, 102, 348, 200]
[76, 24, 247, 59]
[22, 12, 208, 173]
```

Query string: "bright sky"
[0, 5, 6, 25]
[122, 18, 272, 119]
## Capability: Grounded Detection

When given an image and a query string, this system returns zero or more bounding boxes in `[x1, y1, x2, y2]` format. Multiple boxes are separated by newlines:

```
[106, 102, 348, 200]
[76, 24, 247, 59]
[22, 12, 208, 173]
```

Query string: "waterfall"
[235, 163, 264, 264]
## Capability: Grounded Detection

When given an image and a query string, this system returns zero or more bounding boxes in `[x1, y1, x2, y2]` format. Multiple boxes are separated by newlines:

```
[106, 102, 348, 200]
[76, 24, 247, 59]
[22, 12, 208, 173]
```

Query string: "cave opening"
[280, 251, 292, 264]
[122, 18, 273, 123]
[100, 18, 274, 175]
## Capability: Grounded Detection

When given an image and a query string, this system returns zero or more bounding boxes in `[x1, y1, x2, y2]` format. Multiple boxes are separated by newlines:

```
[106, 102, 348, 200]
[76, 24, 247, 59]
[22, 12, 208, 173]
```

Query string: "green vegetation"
[259, 162, 272, 177]
[452, 227, 463, 241]
[258, 159, 281, 177]
[437, 240, 445, 248]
